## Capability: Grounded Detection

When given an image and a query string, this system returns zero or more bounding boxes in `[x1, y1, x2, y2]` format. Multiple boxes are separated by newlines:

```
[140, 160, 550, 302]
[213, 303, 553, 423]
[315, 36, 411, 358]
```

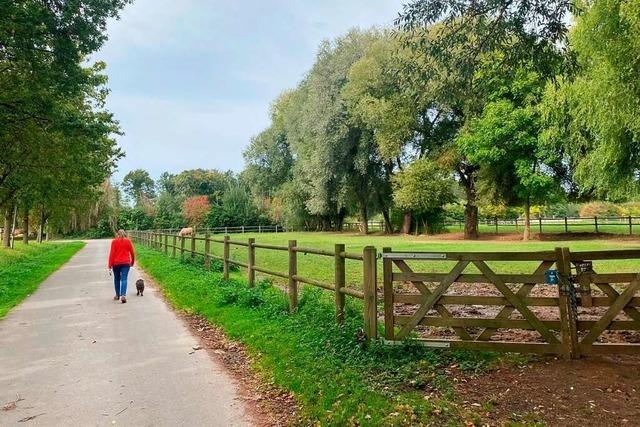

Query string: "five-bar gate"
[382, 247, 640, 358]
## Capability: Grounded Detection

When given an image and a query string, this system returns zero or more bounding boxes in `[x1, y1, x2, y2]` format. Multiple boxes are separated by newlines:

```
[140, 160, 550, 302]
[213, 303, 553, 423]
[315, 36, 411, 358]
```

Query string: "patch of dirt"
[137, 270, 299, 427]
[456, 355, 640, 426]
[391, 281, 640, 344]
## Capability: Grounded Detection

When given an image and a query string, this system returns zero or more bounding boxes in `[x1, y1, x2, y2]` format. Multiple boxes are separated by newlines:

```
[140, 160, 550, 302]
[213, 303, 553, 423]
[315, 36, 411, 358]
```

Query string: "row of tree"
[0, 0, 131, 246]
[62, 168, 270, 237]
[242, 0, 640, 239]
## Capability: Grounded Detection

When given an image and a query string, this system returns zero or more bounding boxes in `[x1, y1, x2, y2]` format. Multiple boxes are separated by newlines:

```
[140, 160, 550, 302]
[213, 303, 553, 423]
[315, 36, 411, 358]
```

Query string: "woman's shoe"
[121, 296, 127, 304]
[114, 296, 119, 301]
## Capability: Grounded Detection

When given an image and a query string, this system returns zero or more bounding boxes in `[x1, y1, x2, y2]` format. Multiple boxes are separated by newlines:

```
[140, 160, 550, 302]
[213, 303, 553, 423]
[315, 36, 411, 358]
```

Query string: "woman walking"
[108, 229, 135, 303]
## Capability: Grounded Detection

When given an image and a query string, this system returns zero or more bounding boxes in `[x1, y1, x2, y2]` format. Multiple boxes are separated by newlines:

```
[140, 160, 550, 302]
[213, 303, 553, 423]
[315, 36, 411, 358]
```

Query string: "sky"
[98, 0, 406, 182]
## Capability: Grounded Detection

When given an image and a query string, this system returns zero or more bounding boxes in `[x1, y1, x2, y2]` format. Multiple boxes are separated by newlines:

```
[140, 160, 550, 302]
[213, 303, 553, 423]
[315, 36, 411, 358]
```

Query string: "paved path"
[0, 240, 251, 426]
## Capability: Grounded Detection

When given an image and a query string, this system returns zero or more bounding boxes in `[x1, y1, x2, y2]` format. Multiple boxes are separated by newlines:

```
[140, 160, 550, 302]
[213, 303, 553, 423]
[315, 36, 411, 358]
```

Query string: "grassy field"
[0, 241, 85, 318]
[136, 245, 511, 425]
[136, 232, 640, 424]
[168, 232, 640, 289]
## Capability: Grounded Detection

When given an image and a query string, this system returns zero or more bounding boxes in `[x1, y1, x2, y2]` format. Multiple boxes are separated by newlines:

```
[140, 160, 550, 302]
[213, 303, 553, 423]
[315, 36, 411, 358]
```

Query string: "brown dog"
[136, 279, 145, 296]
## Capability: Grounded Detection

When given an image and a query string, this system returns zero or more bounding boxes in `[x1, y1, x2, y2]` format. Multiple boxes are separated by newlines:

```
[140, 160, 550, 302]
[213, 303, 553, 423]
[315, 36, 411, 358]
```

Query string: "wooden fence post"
[495, 216, 498, 233]
[538, 217, 543, 234]
[190, 233, 196, 258]
[180, 236, 185, 260]
[564, 216, 568, 233]
[164, 233, 168, 255]
[334, 243, 346, 324]
[594, 216, 599, 233]
[556, 247, 579, 359]
[204, 233, 211, 270]
[363, 246, 378, 342]
[288, 240, 298, 312]
[247, 238, 255, 287]
[223, 236, 230, 280]
[172, 235, 177, 258]
[382, 247, 393, 340]
[630, 216, 633, 235]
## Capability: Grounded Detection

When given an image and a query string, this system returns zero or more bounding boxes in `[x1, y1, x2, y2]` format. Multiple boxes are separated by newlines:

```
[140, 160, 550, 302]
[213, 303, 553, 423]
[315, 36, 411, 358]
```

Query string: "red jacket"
[108, 238, 135, 268]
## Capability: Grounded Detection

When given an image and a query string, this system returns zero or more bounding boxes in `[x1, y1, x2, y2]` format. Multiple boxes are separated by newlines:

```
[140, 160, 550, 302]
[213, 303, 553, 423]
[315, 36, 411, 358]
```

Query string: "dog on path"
[136, 279, 145, 296]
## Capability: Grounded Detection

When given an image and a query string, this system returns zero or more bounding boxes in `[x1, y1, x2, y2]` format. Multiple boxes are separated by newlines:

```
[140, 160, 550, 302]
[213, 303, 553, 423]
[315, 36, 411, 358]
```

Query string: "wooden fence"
[151, 225, 286, 235]
[471, 215, 640, 235]
[130, 230, 640, 358]
[129, 230, 378, 341]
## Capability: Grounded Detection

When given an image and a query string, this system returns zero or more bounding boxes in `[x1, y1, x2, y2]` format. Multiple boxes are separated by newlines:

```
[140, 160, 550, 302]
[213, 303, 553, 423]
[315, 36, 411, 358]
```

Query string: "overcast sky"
[98, 0, 405, 182]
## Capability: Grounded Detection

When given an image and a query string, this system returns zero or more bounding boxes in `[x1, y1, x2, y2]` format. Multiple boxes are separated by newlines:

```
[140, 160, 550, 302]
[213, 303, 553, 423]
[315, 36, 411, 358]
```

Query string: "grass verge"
[136, 245, 518, 426]
[0, 241, 85, 318]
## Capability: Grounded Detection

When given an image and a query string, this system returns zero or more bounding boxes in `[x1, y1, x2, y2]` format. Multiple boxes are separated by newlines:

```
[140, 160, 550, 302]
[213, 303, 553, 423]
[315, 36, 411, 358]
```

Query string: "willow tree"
[282, 29, 383, 232]
[543, 0, 640, 200]
[343, 32, 459, 234]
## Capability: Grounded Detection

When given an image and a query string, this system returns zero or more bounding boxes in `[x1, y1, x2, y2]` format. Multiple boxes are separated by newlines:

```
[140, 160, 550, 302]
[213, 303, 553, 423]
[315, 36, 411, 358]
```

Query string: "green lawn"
[136, 245, 507, 425]
[138, 232, 639, 424]
[171, 232, 640, 289]
[0, 241, 85, 318]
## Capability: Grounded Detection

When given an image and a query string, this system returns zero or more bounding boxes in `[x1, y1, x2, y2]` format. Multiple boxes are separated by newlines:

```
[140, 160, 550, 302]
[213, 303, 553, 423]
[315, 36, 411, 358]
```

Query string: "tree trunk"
[401, 210, 412, 234]
[523, 197, 531, 241]
[374, 190, 393, 234]
[336, 209, 346, 232]
[2, 210, 10, 248]
[38, 209, 46, 243]
[462, 174, 479, 240]
[381, 208, 392, 234]
[359, 203, 369, 235]
[23, 208, 29, 244]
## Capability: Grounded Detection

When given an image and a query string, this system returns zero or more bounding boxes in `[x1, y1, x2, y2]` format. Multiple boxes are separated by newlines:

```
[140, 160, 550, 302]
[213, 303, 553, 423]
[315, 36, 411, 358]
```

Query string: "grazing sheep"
[178, 227, 193, 237]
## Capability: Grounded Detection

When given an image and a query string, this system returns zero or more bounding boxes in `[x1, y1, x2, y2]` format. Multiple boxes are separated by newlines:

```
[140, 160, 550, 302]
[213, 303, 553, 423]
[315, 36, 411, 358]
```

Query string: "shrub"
[579, 202, 624, 217]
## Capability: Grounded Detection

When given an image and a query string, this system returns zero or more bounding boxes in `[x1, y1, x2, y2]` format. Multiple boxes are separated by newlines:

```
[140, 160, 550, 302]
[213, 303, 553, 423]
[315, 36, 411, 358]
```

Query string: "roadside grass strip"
[0, 242, 85, 318]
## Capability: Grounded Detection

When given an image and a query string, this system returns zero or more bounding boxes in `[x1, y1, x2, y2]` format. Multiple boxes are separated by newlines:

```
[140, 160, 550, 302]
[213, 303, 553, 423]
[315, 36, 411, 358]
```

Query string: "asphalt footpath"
[0, 239, 251, 426]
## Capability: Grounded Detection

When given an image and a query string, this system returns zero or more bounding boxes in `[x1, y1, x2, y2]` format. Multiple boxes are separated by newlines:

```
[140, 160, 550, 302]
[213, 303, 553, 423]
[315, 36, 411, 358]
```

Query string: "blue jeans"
[113, 264, 131, 297]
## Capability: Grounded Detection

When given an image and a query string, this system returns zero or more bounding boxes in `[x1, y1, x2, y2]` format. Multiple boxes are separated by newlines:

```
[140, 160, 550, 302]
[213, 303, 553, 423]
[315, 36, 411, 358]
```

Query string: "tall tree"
[121, 169, 155, 207]
[457, 68, 559, 240]
[396, 0, 571, 238]
[0, 0, 129, 246]
[343, 32, 459, 233]
[283, 29, 382, 232]
[542, 0, 640, 199]
[243, 92, 294, 199]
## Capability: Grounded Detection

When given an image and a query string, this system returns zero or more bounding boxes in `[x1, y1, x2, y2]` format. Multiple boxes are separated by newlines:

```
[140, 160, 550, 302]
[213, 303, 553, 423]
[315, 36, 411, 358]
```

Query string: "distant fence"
[150, 225, 286, 235]
[331, 216, 640, 235]
[450, 215, 640, 235]
[131, 230, 640, 357]
[136, 216, 640, 236]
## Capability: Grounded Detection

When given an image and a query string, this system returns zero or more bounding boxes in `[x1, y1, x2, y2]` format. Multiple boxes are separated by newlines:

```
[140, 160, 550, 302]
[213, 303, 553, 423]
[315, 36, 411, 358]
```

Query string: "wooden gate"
[566, 250, 640, 356]
[382, 248, 640, 358]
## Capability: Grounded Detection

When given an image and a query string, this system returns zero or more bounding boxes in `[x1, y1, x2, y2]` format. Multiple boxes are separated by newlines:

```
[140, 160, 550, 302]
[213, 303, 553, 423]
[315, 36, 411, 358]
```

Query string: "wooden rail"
[129, 230, 377, 342]
[130, 230, 640, 356]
